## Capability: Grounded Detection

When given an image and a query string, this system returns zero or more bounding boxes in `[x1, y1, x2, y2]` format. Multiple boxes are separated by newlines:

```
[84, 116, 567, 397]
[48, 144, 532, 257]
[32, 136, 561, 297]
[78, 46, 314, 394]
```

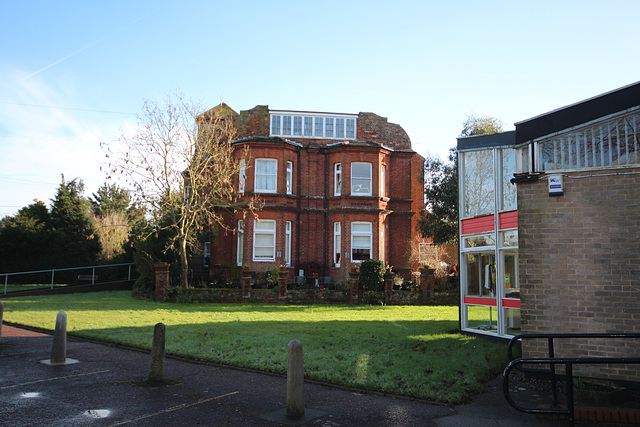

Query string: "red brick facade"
[202, 105, 427, 281]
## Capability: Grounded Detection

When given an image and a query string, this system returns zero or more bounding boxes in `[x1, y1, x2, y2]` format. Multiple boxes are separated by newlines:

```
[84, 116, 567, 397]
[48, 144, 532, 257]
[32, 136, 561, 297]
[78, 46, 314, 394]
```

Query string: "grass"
[2, 291, 508, 404]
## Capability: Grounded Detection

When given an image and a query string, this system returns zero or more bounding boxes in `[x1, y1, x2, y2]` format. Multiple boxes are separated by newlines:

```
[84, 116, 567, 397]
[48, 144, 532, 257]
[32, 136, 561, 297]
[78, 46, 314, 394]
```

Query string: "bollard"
[50, 311, 67, 365]
[0, 301, 3, 343]
[286, 339, 305, 419]
[148, 322, 166, 383]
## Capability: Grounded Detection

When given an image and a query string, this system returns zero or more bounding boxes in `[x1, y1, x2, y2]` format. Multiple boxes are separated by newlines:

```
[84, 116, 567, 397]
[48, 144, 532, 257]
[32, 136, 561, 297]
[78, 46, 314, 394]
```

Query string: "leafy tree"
[461, 115, 504, 137]
[103, 93, 256, 288]
[49, 176, 101, 267]
[418, 148, 459, 245]
[90, 183, 144, 263]
[418, 116, 503, 245]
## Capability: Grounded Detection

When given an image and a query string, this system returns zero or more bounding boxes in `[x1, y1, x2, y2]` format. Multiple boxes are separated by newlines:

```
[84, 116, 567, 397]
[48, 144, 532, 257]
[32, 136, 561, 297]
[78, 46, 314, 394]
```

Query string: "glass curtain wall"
[460, 147, 520, 337]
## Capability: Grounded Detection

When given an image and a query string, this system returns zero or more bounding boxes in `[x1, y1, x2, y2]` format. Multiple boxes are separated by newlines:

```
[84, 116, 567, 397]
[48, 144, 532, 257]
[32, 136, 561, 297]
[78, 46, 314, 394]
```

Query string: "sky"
[1, 0, 639, 218]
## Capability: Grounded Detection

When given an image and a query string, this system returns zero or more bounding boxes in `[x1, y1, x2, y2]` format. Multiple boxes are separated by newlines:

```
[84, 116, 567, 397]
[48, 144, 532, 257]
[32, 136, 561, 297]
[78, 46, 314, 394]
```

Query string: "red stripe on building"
[461, 215, 494, 234]
[502, 299, 521, 309]
[463, 296, 497, 306]
[499, 210, 518, 229]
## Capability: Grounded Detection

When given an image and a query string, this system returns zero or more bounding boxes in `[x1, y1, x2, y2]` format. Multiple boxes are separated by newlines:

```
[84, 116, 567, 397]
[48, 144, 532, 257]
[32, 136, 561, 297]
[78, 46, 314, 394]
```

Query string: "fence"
[1, 263, 136, 295]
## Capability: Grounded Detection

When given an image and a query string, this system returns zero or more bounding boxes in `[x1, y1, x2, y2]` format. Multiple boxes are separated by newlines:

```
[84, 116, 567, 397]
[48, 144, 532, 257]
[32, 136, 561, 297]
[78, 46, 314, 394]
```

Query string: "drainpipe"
[323, 147, 329, 277]
[296, 146, 302, 272]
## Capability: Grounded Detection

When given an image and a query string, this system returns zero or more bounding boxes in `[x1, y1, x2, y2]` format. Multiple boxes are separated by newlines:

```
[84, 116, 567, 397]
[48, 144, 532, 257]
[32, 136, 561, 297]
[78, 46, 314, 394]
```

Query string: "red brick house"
[199, 104, 428, 282]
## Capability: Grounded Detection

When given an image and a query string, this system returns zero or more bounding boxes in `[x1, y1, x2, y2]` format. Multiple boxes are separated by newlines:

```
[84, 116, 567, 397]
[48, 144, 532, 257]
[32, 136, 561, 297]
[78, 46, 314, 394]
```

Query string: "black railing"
[503, 333, 640, 426]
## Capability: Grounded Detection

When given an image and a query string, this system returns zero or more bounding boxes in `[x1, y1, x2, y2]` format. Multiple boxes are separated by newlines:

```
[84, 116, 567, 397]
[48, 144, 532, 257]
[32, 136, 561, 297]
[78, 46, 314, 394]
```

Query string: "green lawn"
[1, 291, 508, 404]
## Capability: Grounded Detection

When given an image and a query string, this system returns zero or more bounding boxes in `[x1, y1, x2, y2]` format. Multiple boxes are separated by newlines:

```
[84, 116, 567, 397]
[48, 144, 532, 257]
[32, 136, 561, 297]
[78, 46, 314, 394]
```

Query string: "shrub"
[362, 290, 384, 305]
[359, 259, 385, 292]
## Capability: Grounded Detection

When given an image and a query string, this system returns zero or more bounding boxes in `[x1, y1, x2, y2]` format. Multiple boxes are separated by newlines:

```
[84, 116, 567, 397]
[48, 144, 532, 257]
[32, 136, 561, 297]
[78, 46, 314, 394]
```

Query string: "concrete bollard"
[286, 339, 305, 419]
[50, 311, 67, 365]
[148, 322, 166, 383]
[0, 301, 4, 343]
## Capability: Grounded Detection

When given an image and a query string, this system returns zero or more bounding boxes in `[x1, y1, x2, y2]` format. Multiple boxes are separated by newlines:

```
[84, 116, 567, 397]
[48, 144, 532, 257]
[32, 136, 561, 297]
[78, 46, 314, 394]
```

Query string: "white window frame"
[380, 164, 386, 197]
[380, 223, 385, 265]
[285, 221, 292, 266]
[351, 162, 372, 196]
[351, 221, 372, 262]
[203, 241, 211, 267]
[239, 159, 246, 193]
[269, 112, 357, 140]
[253, 219, 276, 262]
[334, 222, 341, 266]
[286, 161, 293, 195]
[236, 220, 244, 266]
[346, 118, 355, 139]
[254, 158, 277, 193]
[293, 116, 302, 136]
[271, 115, 281, 135]
[334, 163, 342, 196]
[314, 117, 324, 137]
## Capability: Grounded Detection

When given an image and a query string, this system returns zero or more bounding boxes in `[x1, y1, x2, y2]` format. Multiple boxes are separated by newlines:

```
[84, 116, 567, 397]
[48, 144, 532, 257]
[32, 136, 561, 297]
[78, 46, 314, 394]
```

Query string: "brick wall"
[206, 104, 431, 284]
[517, 168, 640, 381]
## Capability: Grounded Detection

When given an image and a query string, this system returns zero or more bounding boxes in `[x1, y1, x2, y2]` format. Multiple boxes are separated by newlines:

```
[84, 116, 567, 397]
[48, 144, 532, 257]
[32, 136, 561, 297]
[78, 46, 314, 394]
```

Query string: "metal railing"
[1, 263, 136, 294]
[503, 333, 640, 426]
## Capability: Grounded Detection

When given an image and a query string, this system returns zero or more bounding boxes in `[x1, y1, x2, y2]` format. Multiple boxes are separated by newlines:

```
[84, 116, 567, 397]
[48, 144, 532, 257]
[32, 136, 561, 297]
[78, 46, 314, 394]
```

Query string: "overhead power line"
[0, 101, 135, 116]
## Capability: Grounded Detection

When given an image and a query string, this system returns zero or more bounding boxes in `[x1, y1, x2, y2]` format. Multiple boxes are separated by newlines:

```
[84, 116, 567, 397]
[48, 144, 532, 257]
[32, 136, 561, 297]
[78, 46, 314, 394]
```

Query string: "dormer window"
[270, 111, 357, 140]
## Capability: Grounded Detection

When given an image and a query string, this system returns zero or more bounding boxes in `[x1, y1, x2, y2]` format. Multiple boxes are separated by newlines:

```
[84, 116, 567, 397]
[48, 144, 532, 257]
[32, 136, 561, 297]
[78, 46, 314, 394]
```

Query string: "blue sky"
[1, 0, 639, 217]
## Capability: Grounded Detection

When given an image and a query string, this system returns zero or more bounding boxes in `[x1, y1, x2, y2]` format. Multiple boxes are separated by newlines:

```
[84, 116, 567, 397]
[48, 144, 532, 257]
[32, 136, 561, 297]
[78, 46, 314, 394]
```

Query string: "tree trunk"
[179, 236, 189, 288]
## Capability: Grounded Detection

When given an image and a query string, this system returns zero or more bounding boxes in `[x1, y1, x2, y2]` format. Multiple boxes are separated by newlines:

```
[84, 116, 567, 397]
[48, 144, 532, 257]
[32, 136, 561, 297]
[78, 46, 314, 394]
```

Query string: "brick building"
[458, 82, 640, 379]
[200, 104, 429, 283]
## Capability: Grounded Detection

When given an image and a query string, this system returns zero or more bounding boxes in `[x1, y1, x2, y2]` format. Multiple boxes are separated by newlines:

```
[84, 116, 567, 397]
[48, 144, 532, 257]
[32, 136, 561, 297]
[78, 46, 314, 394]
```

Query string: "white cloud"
[0, 66, 126, 217]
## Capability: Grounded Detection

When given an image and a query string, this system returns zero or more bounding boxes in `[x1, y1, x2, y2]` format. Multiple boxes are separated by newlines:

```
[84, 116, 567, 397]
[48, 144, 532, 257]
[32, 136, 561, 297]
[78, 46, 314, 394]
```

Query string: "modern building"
[458, 81, 640, 379]
[457, 131, 520, 338]
[199, 104, 430, 282]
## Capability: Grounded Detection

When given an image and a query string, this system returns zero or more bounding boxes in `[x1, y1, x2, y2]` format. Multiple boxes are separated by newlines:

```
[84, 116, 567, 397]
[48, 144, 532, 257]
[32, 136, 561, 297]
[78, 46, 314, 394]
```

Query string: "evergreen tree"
[49, 176, 101, 267]
[0, 200, 51, 272]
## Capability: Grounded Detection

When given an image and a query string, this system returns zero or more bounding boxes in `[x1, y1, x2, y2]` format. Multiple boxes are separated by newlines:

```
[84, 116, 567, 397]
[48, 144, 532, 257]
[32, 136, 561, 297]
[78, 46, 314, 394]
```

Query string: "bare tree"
[102, 94, 255, 287]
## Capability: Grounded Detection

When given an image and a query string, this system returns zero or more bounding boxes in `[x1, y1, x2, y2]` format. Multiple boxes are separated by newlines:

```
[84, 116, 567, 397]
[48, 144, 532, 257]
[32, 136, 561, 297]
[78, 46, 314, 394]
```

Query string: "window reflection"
[463, 150, 494, 218]
[502, 149, 517, 211]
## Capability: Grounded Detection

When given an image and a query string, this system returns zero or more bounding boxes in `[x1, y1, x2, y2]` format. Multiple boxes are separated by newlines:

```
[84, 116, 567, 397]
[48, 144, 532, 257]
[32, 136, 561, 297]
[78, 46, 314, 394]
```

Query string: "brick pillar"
[154, 263, 170, 301]
[278, 268, 289, 301]
[349, 269, 359, 304]
[384, 271, 394, 303]
[420, 267, 435, 304]
[242, 269, 251, 301]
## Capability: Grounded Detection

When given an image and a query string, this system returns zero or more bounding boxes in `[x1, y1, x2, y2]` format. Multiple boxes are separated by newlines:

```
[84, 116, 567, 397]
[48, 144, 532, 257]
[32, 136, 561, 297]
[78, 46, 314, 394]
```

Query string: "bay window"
[255, 158, 277, 193]
[351, 162, 372, 196]
[253, 220, 276, 262]
[351, 222, 372, 261]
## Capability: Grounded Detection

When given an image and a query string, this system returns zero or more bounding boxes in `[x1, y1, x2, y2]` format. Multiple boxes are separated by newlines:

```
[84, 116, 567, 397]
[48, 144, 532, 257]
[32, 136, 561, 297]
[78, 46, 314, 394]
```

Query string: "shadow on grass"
[66, 319, 507, 404]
